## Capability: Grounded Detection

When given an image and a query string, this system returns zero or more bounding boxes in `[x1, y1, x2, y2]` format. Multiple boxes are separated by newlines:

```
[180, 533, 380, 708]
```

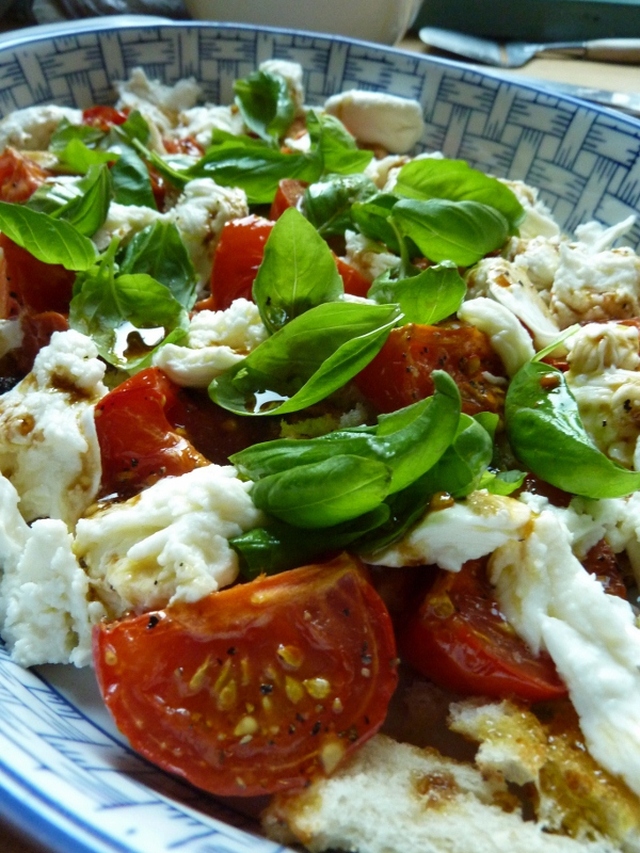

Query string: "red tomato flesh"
[93, 554, 399, 797]
[0, 147, 51, 203]
[355, 322, 507, 416]
[399, 558, 567, 702]
[0, 234, 76, 316]
[94, 367, 208, 498]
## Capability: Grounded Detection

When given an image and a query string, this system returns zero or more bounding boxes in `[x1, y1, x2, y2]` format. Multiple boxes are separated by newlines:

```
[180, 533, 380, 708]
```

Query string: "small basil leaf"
[252, 206, 343, 333]
[210, 301, 402, 416]
[110, 148, 157, 209]
[234, 70, 296, 145]
[350, 192, 402, 253]
[49, 118, 105, 152]
[395, 157, 524, 232]
[119, 220, 197, 309]
[418, 413, 494, 498]
[506, 361, 640, 499]
[251, 454, 393, 528]
[391, 198, 510, 267]
[306, 110, 373, 176]
[28, 164, 113, 238]
[0, 201, 97, 270]
[55, 137, 117, 172]
[302, 173, 378, 238]
[368, 261, 466, 324]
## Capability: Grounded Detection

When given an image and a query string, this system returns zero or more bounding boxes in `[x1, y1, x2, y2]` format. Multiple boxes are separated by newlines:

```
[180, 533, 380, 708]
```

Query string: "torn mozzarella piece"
[324, 90, 424, 153]
[74, 465, 263, 617]
[458, 297, 535, 377]
[0, 330, 107, 527]
[0, 104, 83, 150]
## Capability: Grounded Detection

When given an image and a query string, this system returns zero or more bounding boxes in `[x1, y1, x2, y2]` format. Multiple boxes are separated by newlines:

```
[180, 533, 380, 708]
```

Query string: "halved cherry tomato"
[398, 558, 567, 702]
[0, 234, 76, 316]
[94, 367, 208, 498]
[163, 136, 205, 157]
[93, 553, 399, 796]
[203, 214, 275, 311]
[355, 322, 507, 416]
[82, 105, 129, 131]
[0, 147, 51, 203]
[269, 178, 308, 220]
[334, 255, 371, 298]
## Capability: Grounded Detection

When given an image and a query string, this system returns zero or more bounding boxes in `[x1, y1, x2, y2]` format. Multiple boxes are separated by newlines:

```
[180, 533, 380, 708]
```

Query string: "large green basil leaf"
[306, 110, 373, 176]
[394, 157, 524, 232]
[0, 201, 98, 270]
[110, 149, 156, 209]
[28, 164, 112, 238]
[391, 198, 510, 267]
[210, 301, 402, 416]
[252, 207, 343, 333]
[302, 173, 378, 238]
[234, 69, 295, 145]
[506, 360, 640, 498]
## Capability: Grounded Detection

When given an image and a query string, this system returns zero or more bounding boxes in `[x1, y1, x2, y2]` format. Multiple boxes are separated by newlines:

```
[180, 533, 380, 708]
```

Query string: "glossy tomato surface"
[355, 322, 506, 415]
[0, 148, 50, 203]
[93, 554, 398, 797]
[399, 558, 567, 702]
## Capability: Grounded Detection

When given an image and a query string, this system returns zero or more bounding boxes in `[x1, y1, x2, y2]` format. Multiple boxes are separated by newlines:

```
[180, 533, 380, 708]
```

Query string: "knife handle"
[582, 38, 640, 64]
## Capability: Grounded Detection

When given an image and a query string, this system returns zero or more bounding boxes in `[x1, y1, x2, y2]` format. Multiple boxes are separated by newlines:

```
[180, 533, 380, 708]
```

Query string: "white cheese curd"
[458, 297, 535, 377]
[367, 491, 531, 571]
[490, 509, 640, 798]
[153, 298, 268, 387]
[167, 178, 249, 287]
[0, 474, 105, 668]
[323, 90, 425, 154]
[0, 317, 22, 359]
[91, 201, 166, 251]
[114, 67, 201, 140]
[503, 180, 561, 241]
[344, 229, 400, 283]
[0, 330, 107, 527]
[0, 104, 83, 151]
[170, 103, 245, 147]
[74, 464, 264, 618]
[564, 322, 640, 468]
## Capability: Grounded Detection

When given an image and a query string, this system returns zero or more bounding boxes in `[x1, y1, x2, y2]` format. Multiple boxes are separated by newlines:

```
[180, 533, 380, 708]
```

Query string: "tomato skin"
[399, 559, 568, 702]
[0, 234, 76, 316]
[0, 148, 50, 203]
[334, 255, 371, 298]
[93, 554, 398, 797]
[82, 105, 129, 131]
[203, 214, 275, 311]
[355, 322, 506, 416]
[269, 178, 307, 219]
[582, 538, 627, 599]
[94, 367, 207, 498]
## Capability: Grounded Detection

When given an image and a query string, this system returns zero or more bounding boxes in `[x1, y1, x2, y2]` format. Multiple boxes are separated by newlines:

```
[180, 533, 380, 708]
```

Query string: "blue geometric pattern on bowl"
[0, 17, 640, 853]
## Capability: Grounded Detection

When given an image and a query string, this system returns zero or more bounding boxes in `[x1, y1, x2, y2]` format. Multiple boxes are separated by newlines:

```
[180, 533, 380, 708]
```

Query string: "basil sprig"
[505, 360, 640, 499]
[210, 301, 402, 416]
[235, 370, 460, 527]
[368, 261, 466, 324]
[28, 163, 113, 238]
[233, 69, 296, 145]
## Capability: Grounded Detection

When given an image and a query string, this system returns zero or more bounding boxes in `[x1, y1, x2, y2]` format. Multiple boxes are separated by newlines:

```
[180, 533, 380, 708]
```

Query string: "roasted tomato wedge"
[355, 322, 507, 416]
[0, 147, 51, 203]
[399, 558, 567, 702]
[94, 367, 207, 497]
[269, 178, 308, 220]
[93, 554, 398, 797]
[82, 105, 129, 130]
[0, 234, 76, 316]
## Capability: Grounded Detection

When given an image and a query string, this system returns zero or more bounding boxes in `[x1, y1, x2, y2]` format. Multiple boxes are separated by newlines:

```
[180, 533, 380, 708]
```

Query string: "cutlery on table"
[418, 26, 640, 67]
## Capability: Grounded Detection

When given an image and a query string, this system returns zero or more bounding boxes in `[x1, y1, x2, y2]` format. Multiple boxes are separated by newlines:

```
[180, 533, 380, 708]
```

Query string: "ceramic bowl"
[1, 17, 640, 853]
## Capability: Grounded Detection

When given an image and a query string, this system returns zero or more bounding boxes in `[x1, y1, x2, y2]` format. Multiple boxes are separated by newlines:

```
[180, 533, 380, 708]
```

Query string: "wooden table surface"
[1, 21, 640, 853]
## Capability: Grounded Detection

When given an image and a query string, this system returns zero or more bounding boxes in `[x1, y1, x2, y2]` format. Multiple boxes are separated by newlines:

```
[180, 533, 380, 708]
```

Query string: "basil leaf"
[49, 119, 105, 152]
[55, 137, 117, 172]
[351, 192, 402, 253]
[252, 207, 343, 333]
[231, 506, 390, 578]
[302, 173, 378, 238]
[391, 198, 510, 267]
[418, 413, 494, 498]
[110, 148, 156, 209]
[505, 361, 640, 499]
[234, 70, 295, 145]
[395, 158, 524, 232]
[210, 301, 402, 416]
[233, 370, 460, 495]
[306, 110, 373, 176]
[0, 201, 97, 270]
[251, 454, 393, 528]
[28, 164, 113, 238]
[119, 220, 198, 309]
[70, 242, 188, 369]
[368, 261, 466, 324]
[113, 110, 151, 147]
[187, 131, 320, 205]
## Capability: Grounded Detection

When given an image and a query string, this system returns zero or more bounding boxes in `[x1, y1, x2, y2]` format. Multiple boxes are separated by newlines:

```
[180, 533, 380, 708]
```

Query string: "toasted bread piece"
[262, 733, 616, 853]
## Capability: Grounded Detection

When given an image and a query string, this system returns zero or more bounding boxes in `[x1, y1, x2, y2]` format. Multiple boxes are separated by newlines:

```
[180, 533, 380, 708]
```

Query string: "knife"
[418, 26, 640, 68]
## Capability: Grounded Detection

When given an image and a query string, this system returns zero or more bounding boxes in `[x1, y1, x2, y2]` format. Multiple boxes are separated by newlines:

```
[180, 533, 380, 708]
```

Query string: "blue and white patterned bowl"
[1, 16, 640, 853]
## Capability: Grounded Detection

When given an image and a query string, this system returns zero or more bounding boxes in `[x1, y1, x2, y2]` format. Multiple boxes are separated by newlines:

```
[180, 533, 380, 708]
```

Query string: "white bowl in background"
[183, 0, 423, 45]
[1, 17, 640, 853]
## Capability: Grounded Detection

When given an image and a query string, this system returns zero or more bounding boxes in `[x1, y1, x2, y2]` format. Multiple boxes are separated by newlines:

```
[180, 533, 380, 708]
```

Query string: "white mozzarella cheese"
[323, 90, 425, 154]
[0, 330, 107, 527]
[74, 464, 264, 617]
[0, 104, 83, 150]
